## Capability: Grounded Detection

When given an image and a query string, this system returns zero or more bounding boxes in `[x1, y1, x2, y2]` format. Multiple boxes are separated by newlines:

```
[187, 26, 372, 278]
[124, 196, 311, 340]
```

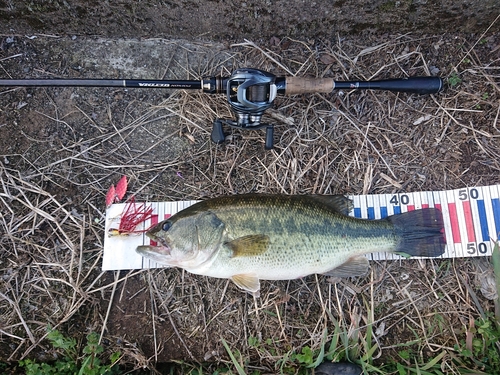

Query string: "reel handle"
[265, 126, 274, 150]
[211, 120, 225, 144]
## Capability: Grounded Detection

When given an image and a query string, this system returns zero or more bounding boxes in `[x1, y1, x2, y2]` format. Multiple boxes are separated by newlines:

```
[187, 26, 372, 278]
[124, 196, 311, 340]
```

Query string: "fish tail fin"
[387, 208, 446, 257]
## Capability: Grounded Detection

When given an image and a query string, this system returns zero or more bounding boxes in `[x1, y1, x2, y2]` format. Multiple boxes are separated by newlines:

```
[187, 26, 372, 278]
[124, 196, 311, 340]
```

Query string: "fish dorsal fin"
[322, 256, 370, 278]
[231, 274, 261, 296]
[225, 234, 270, 257]
[309, 195, 353, 215]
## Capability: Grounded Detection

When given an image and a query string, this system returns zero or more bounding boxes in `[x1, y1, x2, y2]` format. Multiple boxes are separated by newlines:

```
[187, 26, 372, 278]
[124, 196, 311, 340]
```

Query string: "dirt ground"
[0, 13, 500, 375]
[1, 0, 499, 39]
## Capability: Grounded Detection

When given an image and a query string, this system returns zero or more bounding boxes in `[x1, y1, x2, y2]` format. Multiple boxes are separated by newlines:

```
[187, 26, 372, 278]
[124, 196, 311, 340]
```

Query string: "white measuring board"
[102, 185, 500, 271]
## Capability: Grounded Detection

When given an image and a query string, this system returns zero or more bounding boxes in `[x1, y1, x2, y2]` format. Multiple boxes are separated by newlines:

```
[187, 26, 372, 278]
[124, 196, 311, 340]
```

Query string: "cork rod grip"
[285, 76, 334, 95]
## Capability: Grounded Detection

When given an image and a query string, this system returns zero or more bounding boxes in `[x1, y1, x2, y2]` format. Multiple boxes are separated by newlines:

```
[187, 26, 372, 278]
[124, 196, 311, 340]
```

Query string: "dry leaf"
[320, 54, 336, 65]
[413, 114, 432, 125]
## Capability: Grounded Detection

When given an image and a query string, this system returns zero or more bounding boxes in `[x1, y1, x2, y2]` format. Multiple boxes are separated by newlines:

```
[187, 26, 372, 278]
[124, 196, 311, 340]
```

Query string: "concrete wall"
[1, 0, 498, 40]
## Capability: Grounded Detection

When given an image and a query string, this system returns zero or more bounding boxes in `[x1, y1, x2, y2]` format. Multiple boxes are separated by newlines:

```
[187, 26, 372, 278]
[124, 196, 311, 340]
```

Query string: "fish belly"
[193, 229, 396, 280]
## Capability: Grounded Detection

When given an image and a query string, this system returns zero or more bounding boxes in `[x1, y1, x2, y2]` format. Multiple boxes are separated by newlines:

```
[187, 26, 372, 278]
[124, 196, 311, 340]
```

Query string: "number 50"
[467, 242, 487, 254]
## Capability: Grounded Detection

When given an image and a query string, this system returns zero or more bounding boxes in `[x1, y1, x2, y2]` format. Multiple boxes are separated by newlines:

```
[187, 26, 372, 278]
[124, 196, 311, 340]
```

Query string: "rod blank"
[0, 78, 202, 90]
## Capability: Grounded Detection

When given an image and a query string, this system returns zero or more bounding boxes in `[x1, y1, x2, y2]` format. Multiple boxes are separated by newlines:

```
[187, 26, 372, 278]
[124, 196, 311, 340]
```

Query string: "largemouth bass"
[136, 194, 445, 295]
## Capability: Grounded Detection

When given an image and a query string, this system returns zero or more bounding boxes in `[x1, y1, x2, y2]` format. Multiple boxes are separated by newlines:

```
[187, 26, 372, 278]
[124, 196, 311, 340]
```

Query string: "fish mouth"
[136, 244, 172, 263]
[139, 232, 172, 256]
[146, 232, 170, 249]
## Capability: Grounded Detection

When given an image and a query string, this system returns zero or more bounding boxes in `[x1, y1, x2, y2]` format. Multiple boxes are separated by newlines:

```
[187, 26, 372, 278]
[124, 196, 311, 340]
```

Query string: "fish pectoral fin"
[231, 274, 261, 295]
[322, 256, 370, 278]
[225, 234, 270, 257]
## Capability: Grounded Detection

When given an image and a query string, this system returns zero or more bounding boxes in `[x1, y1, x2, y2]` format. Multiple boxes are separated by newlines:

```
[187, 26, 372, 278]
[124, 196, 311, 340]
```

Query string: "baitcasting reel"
[211, 68, 278, 149]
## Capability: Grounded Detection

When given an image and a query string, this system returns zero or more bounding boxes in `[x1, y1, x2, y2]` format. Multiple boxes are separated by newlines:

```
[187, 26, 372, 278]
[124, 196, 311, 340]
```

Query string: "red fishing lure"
[106, 176, 154, 236]
[108, 196, 154, 236]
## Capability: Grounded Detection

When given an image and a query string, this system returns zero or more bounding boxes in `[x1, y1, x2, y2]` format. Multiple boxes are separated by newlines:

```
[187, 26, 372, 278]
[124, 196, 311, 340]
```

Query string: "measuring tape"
[102, 185, 500, 271]
[349, 185, 500, 261]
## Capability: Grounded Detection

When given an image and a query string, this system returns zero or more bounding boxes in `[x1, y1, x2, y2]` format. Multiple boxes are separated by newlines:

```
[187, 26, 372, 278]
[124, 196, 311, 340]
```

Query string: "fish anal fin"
[225, 234, 270, 257]
[309, 195, 353, 215]
[322, 256, 369, 278]
[231, 274, 261, 296]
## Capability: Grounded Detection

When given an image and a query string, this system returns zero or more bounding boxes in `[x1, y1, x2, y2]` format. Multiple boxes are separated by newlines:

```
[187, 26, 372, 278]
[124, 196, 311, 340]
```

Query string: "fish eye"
[162, 221, 172, 231]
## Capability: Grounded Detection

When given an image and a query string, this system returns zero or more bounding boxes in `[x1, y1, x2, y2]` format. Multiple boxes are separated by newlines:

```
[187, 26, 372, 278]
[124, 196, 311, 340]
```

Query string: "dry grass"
[0, 29, 499, 373]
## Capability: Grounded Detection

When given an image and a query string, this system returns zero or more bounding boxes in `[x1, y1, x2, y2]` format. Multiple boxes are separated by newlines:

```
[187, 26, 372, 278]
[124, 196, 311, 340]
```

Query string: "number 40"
[390, 194, 410, 205]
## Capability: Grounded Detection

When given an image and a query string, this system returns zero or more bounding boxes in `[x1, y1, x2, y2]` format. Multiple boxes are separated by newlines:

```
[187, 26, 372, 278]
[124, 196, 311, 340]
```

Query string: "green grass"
[448, 72, 462, 87]
[18, 327, 121, 375]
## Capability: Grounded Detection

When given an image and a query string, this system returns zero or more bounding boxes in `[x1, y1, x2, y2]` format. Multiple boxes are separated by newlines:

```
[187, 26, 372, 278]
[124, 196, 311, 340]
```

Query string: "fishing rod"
[0, 68, 443, 149]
